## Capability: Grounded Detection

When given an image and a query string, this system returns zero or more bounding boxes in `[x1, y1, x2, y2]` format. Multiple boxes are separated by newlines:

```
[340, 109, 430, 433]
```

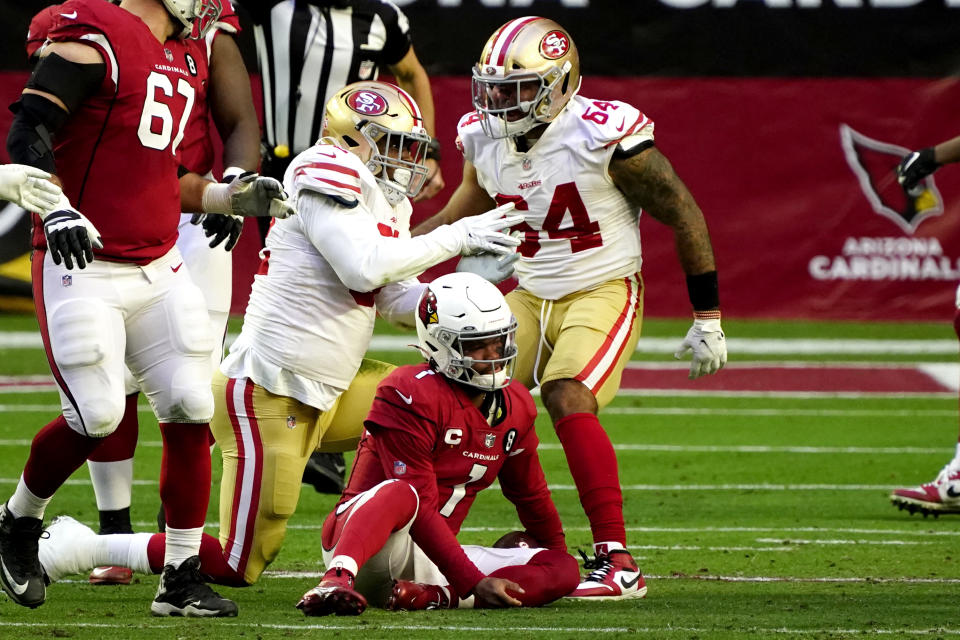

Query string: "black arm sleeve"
[7, 53, 104, 173]
[26, 53, 104, 114]
[6, 93, 69, 173]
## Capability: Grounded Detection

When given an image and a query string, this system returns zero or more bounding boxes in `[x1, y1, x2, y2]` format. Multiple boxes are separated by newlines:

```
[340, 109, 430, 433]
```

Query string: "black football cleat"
[150, 556, 237, 617]
[302, 452, 346, 495]
[0, 502, 46, 608]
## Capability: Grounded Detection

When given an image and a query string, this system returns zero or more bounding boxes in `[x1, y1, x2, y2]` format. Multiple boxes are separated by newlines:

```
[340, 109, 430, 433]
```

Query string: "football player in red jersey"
[0, 0, 286, 617]
[23, 2, 269, 586]
[295, 272, 580, 616]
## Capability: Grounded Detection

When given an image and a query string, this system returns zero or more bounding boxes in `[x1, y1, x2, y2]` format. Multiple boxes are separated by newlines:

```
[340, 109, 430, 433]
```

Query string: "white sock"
[163, 526, 203, 569]
[7, 475, 51, 520]
[593, 541, 626, 555]
[88, 459, 133, 511]
[93, 533, 154, 574]
[326, 554, 359, 578]
[952, 442, 960, 467]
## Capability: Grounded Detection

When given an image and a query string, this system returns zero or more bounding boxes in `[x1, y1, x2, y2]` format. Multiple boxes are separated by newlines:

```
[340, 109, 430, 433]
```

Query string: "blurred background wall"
[2, 0, 959, 320]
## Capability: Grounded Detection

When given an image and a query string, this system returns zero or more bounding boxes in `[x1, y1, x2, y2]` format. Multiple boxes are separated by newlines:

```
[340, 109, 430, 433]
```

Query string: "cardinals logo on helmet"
[418, 289, 438, 326]
[540, 31, 569, 60]
[840, 123, 944, 234]
[347, 89, 388, 116]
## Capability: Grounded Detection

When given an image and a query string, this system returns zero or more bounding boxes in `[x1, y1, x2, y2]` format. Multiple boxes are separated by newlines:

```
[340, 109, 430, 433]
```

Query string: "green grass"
[0, 312, 958, 638]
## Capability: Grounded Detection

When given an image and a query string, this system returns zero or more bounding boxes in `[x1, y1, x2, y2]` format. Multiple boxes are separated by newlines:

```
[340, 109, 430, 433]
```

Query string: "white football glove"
[456, 251, 520, 284]
[450, 203, 523, 256]
[674, 315, 727, 379]
[202, 171, 297, 219]
[0, 164, 62, 215]
[41, 194, 104, 270]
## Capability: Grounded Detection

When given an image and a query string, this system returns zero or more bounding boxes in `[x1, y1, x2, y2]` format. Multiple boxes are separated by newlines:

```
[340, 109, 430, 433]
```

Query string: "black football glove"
[896, 147, 939, 195]
[201, 213, 244, 251]
[43, 207, 103, 270]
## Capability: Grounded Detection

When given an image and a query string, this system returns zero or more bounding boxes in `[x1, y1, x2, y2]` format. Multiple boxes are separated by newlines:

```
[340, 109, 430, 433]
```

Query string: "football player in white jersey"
[413, 17, 728, 600]
[36, 81, 521, 590]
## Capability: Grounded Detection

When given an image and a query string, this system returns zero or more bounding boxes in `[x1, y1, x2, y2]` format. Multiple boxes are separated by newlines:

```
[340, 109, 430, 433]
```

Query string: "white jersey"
[221, 143, 415, 410]
[458, 94, 654, 300]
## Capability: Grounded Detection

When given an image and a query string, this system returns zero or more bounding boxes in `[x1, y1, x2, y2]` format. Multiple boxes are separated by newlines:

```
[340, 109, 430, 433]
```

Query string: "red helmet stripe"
[395, 85, 422, 123]
[487, 16, 540, 67]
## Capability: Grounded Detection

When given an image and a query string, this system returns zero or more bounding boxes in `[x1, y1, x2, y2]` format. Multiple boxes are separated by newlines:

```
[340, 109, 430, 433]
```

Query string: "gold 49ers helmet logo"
[418, 289, 438, 325]
[346, 90, 388, 116]
[540, 30, 569, 60]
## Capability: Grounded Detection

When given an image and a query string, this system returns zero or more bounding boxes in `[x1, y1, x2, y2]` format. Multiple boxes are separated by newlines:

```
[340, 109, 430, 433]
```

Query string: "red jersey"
[342, 364, 565, 597]
[26, 1, 239, 178]
[30, 0, 204, 263]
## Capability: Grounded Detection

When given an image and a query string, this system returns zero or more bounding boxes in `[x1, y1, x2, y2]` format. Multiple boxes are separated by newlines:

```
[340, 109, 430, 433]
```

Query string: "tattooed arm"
[608, 146, 716, 277]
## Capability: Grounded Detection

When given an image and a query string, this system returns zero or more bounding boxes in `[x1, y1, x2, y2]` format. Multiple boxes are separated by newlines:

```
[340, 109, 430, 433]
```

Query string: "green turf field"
[0, 313, 957, 639]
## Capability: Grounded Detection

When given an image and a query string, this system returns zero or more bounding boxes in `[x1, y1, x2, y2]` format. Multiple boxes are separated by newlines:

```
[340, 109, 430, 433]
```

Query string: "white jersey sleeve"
[289, 143, 363, 208]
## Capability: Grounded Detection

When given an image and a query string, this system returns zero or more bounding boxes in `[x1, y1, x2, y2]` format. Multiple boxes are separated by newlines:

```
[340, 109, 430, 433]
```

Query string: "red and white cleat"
[891, 463, 960, 517]
[296, 568, 366, 616]
[89, 566, 133, 585]
[567, 549, 647, 601]
[385, 580, 454, 611]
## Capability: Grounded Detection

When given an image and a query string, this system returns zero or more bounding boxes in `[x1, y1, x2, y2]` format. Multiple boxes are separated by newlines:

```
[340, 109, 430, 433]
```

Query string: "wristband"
[686, 270, 719, 312]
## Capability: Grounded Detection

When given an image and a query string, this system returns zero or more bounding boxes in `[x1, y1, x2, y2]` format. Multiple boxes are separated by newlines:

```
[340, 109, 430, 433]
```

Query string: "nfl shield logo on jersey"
[61, 275, 72, 287]
[484, 433, 496, 448]
[286, 415, 296, 429]
[393, 460, 407, 476]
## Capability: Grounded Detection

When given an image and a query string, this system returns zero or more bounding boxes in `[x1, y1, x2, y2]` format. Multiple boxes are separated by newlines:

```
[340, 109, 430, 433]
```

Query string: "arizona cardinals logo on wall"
[839, 124, 943, 234]
[419, 289, 438, 326]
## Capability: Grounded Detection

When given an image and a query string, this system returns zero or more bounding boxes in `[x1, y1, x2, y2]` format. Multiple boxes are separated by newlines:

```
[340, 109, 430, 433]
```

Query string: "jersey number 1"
[138, 71, 195, 154]
[439, 463, 487, 517]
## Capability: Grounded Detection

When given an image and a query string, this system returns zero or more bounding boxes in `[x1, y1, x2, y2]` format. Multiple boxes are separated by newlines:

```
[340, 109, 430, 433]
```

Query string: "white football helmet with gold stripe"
[472, 17, 581, 139]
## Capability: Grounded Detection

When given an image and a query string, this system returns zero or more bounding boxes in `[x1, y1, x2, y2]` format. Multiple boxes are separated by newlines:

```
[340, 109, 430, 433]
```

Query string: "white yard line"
[0, 332, 956, 355]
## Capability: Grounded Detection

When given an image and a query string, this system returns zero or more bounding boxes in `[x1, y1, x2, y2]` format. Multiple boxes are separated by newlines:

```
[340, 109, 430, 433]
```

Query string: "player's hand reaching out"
[896, 148, 939, 196]
[202, 171, 297, 219]
[450, 203, 522, 256]
[473, 576, 524, 607]
[0, 164, 63, 215]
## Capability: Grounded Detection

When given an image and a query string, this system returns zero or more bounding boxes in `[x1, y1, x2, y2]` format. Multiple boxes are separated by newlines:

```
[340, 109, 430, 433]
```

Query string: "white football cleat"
[38, 515, 97, 583]
[891, 463, 960, 517]
[567, 549, 647, 601]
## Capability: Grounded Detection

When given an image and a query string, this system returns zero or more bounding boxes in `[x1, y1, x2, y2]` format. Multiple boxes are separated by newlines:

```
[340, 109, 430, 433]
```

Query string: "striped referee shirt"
[248, 0, 412, 156]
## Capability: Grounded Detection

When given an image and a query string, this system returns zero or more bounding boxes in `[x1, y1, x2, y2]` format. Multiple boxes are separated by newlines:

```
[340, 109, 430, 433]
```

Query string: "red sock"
[321, 480, 417, 568]
[158, 422, 211, 529]
[23, 415, 101, 498]
[554, 412, 625, 546]
[954, 307, 960, 445]
[88, 393, 139, 462]
[479, 549, 580, 607]
[147, 532, 247, 586]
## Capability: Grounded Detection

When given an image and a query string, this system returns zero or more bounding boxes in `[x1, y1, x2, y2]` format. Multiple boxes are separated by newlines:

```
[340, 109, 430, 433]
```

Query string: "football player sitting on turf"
[296, 272, 580, 616]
